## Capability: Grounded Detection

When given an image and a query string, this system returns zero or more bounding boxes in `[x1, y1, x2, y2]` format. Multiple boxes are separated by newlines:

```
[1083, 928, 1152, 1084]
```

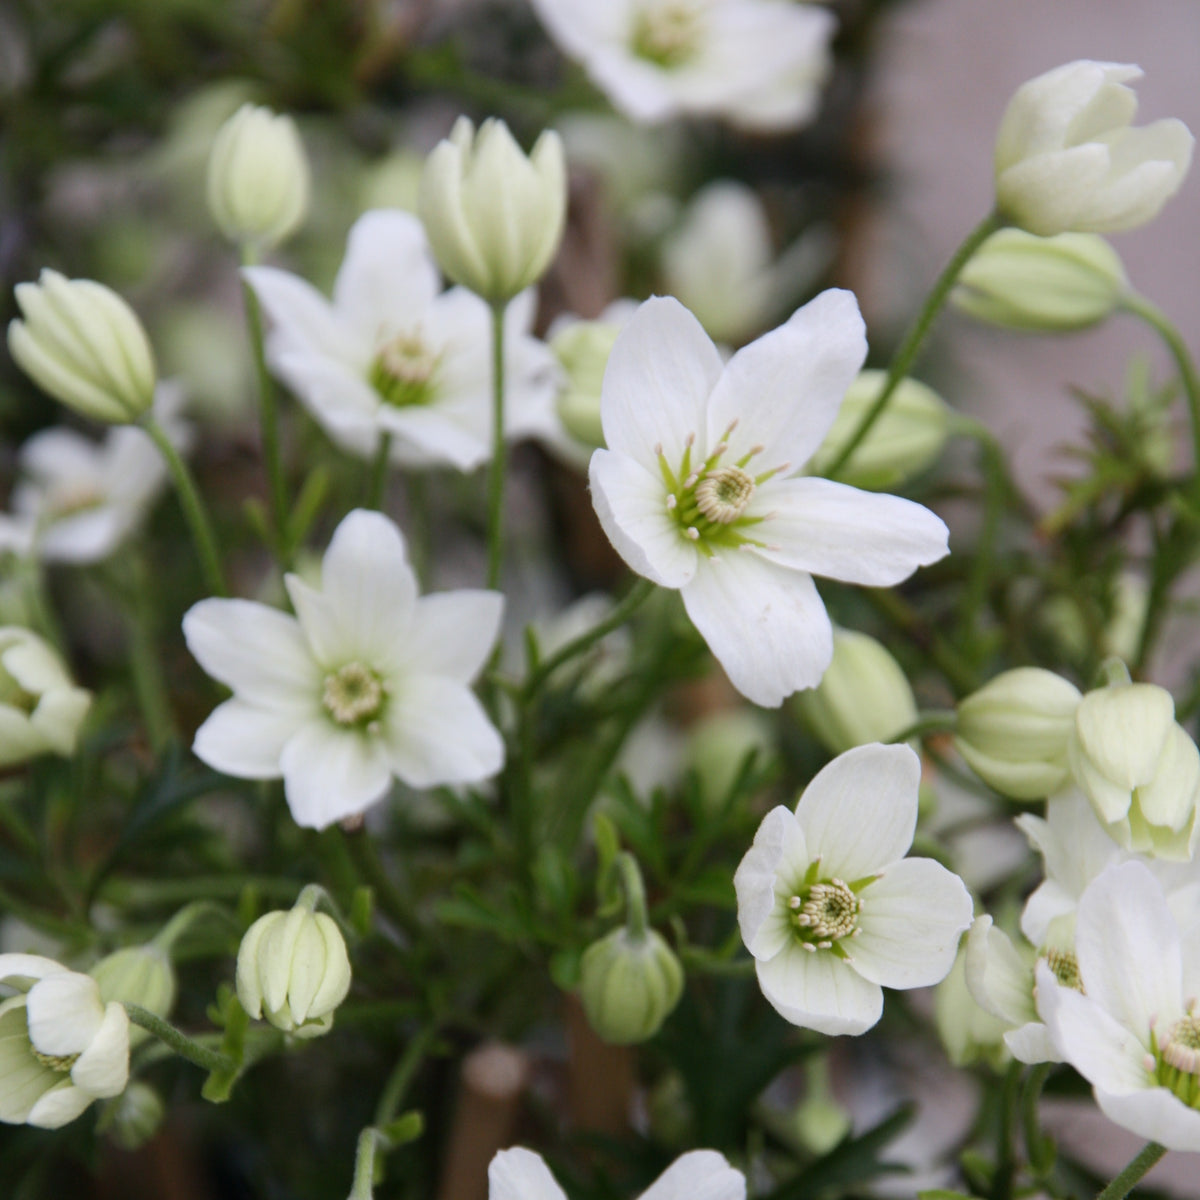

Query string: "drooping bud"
[0, 627, 92, 769]
[90, 945, 176, 1047]
[549, 318, 621, 453]
[578, 927, 683, 1045]
[955, 668, 1082, 800]
[98, 1081, 165, 1151]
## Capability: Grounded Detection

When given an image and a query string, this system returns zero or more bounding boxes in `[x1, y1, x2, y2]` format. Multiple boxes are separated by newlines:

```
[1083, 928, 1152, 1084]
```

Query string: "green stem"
[991, 1059, 1023, 1200]
[890, 710, 957, 743]
[1095, 1143, 1167, 1200]
[1121, 292, 1200, 499]
[341, 827, 421, 942]
[615, 851, 648, 940]
[823, 211, 1002, 479]
[241, 247, 291, 554]
[141, 415, 228, 597]
[124, 554, 175, 750]
[1020, 1062, 1055, 1178]
[124, 1004, 235, 1075]
[486, 302, 507, 589]
[374, 1027, 437, 1126]
[367, 432, 393, 511]
[151, 900, 235, 953]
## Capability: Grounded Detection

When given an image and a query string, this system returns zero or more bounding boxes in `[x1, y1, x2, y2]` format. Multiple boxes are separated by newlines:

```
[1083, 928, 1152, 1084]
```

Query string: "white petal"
[600, 296, 723, 473]
[589, 449, 698, 588]
[1074, 860, 1184, 1037]
[638, 1151, 745, 1200]
[752, 478, 949, 585]
[794, 743, 921, 880]
[70, 1001, 129, 1097]
[850, 858, 973, 988]
[183, 599, 320, 709]
[385, 675, 504, 788]
[399, 590, 503, 682]
[680, 555, 832, 708]
[0, 954, 70, 987]
[378, 405, 492, 471]
[273, 349, 381, 429]
[279, 721, 393, 830]
[242, 265, 364, 365]
[192, 699, 308, 780]
[26, 973, 102, 1056]
[488, 1147, 568, 1200]
[734, 806, 810, 960]
[755, 941, 883, 1036]
[1096, 1086, 1200, 1154]
[1005, 1022, 1061, 1065]
[26, 1082, 93, 1129]
[705, 289, 866, 474]
[964, 916, 1037, 1026]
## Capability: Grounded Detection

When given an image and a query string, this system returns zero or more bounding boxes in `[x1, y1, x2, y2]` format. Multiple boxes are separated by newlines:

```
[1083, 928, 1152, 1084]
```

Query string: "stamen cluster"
[1150, 1012, 1200, 1109]
[1041, 947, 1083, 992]
[322, 662, 386, 729]
[369, 331, 439, 409]
[630, 2, 701, 68]
[785, 858, 871, 956]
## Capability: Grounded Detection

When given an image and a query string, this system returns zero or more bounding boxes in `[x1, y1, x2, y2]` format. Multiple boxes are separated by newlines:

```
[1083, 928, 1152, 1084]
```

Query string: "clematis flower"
[528, 0, 836, 133]
[588, 293, 949, 707]
[734, 743, 972, 1036]
[184, 509, 504, 829]
[0, 627, 92, 769]
[1036, 860, 1200, 1151]
[0, 954, 130, 1129]
[243, 210, 559, 472]
[489, 1146, 744, 1200]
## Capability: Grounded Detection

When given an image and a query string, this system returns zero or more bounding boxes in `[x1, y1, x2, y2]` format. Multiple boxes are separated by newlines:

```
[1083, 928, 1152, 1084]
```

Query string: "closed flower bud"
[0, 627, 91, 769]
[418, 117, 567, 303]
[236, 905, 351, 1038]
[807, 370, 949, 490]
[994, 60, 1193, 236]
[953, 229, 1126, 332]
[579, 927, 683, 1045]
[206, 104, 309, 250]
[1069, 681, 1200, 860]
[7, 270, 156, 423]
[795, 628, 917, 755]
[955, 668, 1082, 800]
[90, 945, 176, 1046]
[550, 318, 620, 452]
[684, 708, 775, 812]
[100, 1081, 165, 1151]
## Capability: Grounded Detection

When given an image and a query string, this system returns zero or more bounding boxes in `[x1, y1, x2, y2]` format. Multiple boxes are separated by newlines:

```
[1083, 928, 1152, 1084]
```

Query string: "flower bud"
[795, 628, 917, 754]
[1069, 681, 1200, 860]
[7, 271, 156, 423]
[955, 668, 1082, 800]
[99, 1081, 165, 1151]
[90, 945, 176, 1047]
[418, 117, 567, 303]
[206, 104, 309, 250]
[684, 708, 775, 812]
[235, 905, 351, 1037]
[0, 627, 92, 769]
[807, 370, 949, 490]
[953, 229, 1126, 332]
[550, 318, 620, 453]
[934, 944, 1010, 1070]
[579, 927, 683, 1045]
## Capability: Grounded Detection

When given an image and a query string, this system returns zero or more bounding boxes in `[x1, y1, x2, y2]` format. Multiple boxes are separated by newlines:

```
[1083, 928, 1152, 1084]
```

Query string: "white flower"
[489, 1146, 744, 1200]
[184, 509, 504, 829]
[1036, 860, 1200, 1152]
[995, 60, 1193, 236]
[0, 954, 130, 1129]
[0, 627, 91, 769]
[243, 210, 560, 472]
[529, 0, 835, 132]
[588, 293, 949, 707]
[734, 743, 972, 1036]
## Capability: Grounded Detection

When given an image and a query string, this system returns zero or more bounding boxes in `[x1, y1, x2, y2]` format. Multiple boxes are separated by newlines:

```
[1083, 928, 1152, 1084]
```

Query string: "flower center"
[322, 662, 385, 728]
[47, 482, 105, 519]
[1041, 947, 1083, 992]
[786, 860, 874, 956]
[658, 422, 783, 555]
[369, 332, 439, 409]
[630, 1, 701, 68]
[33, 1049, 79, 1073]
[1151, 1014, 1200, 1109]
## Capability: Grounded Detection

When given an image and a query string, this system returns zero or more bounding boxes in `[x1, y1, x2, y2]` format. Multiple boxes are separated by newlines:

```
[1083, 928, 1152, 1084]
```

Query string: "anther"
[685, 527, 700, 540]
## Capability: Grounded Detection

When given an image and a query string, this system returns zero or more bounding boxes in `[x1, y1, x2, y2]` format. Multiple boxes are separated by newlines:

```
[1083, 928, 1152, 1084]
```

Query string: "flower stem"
[823, 211, 1002, 480]
[1120, 292, 1200, 501]
[486, 302, 507, 589]
[240, 247, 291, 555]
[1020, 1062, 1055, 1178]
[616, 851, 649, 940]
[889, 709, 957, 743]
[141, 414, 228, 597]
[151, 899, 236, 952]
[1095, 1142, 1167, 1200]
[123, 1004, 235, 1075]
[367, 432, 393, 511]
[340, 825, 421, 942]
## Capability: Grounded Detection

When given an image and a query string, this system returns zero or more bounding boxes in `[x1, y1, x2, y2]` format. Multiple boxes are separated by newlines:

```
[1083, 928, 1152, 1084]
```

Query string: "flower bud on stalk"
[550, 319, 620, 452]
[7, 271, 156, 423]
[955, 668, 1082, 800]
[206, 104, 310, 251]
[0, 627, 92, 769]
[796, 628, 917, 754]
[953, 229, 1127, 332]
[579, 927, 683, 1045]
[419, 117, 567, 304]
[90, 945, 176, 1047]
[236, 902, 352, 1038]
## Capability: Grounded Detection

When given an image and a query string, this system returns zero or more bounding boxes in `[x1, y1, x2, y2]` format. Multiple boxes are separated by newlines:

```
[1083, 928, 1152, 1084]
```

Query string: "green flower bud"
[7, 271, 156, 423]
[236, 906, 351, 1038]
[579, 928, 683, 1045]
[550, 319, 620, 453]
[952, 228, 1126, 332]
[955, 668, 1082, 800]
[808, 370, 949, 490]
[795, 628, 917, 754]
[0, 627, 92, 769]
[419, 117, 566, 304]
[684, 708, 775, 812]
[206, 104, 309, 250]
[99, 1081, 165, 1151]
[90, 945, 176, 1047]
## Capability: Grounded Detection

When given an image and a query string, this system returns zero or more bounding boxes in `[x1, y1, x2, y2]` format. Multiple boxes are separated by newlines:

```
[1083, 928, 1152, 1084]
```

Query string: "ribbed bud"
[579, 928, 683, 1045]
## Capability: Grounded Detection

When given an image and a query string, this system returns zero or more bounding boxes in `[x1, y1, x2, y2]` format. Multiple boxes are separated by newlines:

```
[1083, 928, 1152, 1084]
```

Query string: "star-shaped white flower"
[588, 292, 949, 707]
[735, 743, 973, 1036]
[243, 209, 559, 472]
[184, 509, 504, 829]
